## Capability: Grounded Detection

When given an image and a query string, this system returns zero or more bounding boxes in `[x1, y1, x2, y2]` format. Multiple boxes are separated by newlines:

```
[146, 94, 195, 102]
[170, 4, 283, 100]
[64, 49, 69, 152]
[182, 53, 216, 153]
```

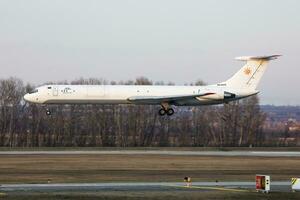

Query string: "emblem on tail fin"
[244, 67, 251, 75]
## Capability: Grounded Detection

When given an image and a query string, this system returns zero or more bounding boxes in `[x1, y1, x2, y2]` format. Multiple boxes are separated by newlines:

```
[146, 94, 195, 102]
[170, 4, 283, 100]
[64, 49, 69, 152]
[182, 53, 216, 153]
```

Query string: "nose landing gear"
[46, 108, 52, 116]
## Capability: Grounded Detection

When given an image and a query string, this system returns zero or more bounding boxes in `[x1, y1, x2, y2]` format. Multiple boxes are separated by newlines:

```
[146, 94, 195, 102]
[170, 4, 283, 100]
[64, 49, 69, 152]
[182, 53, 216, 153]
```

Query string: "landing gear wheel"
[167, 108, 174, 116]
[46, 109, 51, 116]
[158, 108, 166, 116]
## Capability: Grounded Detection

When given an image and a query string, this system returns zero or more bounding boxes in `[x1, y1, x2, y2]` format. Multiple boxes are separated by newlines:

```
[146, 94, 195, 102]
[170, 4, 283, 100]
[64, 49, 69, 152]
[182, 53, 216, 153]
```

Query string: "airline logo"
[62, 87, 73, 94]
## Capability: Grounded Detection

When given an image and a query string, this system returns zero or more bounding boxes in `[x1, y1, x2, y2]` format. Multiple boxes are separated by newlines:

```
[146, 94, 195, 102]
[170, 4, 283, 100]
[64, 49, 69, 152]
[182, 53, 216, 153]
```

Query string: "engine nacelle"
[224, 91, 236, 99]
[197, 91, 236, 101]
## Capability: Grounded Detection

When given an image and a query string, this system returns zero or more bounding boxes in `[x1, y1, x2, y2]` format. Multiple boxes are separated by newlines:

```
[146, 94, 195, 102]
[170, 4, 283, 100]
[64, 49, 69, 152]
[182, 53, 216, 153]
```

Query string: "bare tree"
[0, 77, 268, 148]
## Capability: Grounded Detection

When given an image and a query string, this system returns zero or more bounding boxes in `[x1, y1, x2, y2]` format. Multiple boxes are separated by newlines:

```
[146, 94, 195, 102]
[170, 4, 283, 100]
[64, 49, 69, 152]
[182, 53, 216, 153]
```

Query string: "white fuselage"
[23, 84, 256, 106]
[22, 55, 280, 115]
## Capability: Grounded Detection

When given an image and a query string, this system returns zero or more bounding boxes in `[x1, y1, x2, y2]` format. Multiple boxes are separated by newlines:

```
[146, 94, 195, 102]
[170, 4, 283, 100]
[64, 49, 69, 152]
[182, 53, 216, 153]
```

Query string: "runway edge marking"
[166, 185, 249, 192]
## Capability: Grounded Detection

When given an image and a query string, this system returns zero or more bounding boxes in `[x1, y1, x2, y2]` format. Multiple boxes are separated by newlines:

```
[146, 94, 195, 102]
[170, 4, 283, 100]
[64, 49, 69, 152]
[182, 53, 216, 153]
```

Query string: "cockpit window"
[29, 89, 38, 94]
[47, 86, 52, 89]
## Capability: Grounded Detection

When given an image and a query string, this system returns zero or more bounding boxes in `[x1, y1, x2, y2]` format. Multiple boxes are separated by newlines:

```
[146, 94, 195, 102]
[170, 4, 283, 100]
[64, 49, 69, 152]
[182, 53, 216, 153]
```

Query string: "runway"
[0, 181, 292, 192]
[0, 150, 299, 157]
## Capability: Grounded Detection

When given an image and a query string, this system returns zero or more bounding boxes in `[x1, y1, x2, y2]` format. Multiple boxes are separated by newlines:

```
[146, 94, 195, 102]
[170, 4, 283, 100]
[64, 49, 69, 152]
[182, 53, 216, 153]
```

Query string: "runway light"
[183, 176, 192, 187]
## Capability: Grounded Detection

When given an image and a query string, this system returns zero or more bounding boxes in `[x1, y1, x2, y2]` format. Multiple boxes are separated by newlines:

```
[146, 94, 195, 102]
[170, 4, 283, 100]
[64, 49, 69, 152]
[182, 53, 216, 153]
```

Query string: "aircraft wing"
[127, 92, 215, 104]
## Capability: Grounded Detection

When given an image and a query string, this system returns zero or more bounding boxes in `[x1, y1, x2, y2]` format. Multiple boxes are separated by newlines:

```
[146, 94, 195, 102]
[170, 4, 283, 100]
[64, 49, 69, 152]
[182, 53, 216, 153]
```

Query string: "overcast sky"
[0, 0, 299, 105]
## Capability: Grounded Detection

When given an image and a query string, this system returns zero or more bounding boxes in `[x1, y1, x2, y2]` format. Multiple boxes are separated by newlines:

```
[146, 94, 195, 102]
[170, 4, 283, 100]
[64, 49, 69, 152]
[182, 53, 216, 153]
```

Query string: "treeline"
[0, 77, 268, 147]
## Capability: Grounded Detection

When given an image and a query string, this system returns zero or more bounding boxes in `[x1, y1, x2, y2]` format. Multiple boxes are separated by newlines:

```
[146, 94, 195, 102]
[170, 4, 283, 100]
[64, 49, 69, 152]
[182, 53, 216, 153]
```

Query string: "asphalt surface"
[0, 150, 299, 157]
[0, 182, 292, 192]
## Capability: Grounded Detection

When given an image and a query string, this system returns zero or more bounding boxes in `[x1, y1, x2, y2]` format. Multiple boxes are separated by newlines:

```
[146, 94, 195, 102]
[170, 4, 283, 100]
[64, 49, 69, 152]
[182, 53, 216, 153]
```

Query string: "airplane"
[24, 55, 281, 116]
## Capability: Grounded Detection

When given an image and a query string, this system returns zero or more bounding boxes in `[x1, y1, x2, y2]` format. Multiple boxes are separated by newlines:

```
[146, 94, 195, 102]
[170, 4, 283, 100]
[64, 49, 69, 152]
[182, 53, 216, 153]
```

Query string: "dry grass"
[3, 191, 300, 200]
[1, 147, 300, 151]
[0, 154, 299, 183]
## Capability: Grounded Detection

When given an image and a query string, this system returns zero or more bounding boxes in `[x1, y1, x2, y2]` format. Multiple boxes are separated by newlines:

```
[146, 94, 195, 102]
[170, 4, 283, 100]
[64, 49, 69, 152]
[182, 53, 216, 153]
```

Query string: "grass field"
[1, 150, 300, 199]
[1, 146, 300, 151]
[0, 154, 299, 183]
[2, 191, 300, 200]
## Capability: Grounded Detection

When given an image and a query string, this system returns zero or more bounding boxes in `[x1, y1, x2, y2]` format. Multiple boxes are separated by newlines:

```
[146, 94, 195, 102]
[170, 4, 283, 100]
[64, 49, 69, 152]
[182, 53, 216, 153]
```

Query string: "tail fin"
[222, 55, 281, 90]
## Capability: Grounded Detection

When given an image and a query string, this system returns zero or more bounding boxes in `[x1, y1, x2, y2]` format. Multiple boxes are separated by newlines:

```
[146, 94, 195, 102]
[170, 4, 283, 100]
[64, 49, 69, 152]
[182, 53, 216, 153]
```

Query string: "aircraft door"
[53, 86, 59, 96]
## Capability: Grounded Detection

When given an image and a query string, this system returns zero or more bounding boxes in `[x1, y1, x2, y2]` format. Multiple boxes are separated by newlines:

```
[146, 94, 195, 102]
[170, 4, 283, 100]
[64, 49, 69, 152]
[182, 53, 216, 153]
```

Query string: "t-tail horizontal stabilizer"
[235, 55, 281, 61]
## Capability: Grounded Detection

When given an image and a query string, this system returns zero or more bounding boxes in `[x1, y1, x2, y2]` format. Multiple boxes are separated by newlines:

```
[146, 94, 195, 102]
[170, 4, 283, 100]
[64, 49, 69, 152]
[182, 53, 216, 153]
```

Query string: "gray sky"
[0, 0, 299, 105]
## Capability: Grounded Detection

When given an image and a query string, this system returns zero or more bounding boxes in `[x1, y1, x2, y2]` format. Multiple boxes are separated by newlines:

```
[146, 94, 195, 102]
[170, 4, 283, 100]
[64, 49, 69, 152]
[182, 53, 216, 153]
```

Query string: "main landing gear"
[158, 103, 174, 116]
[159, 108, 174, 116]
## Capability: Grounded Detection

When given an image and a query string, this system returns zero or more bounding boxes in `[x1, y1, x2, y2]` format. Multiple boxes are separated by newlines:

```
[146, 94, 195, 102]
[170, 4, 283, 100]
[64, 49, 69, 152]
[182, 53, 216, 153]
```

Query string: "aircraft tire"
[46, 109, 51, 116]
[158, 108, 166, 116]
[167, 108, 174, 116]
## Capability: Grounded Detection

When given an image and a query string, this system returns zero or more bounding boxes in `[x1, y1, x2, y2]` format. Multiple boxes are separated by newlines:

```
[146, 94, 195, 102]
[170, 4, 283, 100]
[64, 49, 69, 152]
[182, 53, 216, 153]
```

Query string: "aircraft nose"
[24, 93, 31, 102]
